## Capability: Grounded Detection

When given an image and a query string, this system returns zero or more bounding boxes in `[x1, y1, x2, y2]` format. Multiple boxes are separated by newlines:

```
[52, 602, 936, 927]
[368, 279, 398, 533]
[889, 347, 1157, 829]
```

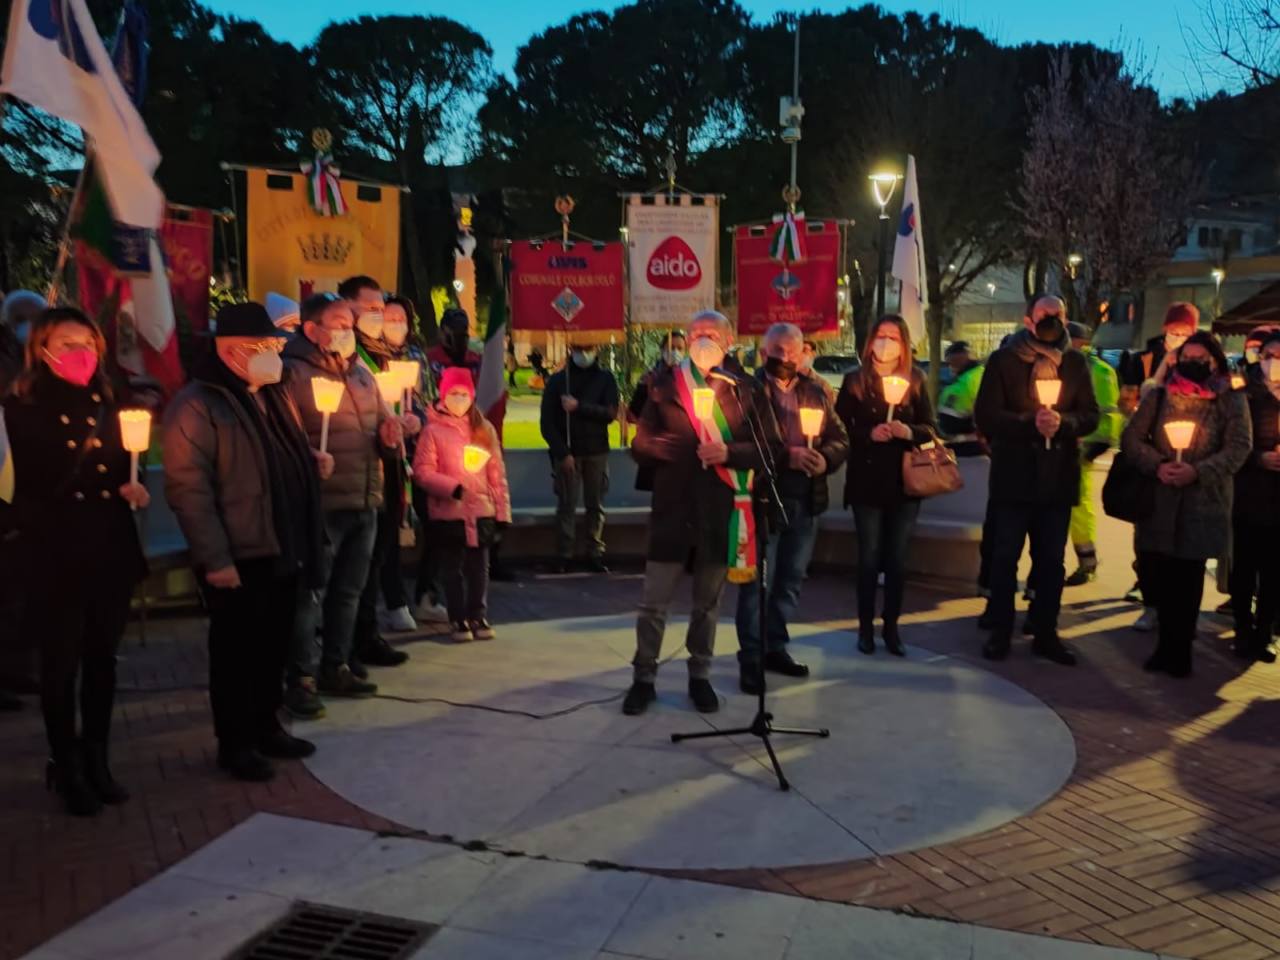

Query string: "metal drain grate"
[229, 902, 437, 960]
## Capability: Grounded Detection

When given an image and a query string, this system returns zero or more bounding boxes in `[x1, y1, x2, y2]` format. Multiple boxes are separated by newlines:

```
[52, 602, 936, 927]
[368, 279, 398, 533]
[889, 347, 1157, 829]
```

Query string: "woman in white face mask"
[1229, 332, 1280, 663]
[834, 315, 936, 657]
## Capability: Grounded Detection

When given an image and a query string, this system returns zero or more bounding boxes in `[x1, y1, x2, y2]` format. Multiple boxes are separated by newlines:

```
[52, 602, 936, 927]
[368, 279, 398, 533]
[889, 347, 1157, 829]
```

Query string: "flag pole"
[45, 150, 94, 304]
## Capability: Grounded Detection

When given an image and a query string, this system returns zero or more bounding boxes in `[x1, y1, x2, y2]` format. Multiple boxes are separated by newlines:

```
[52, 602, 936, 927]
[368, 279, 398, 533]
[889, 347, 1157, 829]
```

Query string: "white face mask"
[384, 322, 408, 347]
[444, 393, 472, 417]
[872, 337, 902, 363]
[1246, 347, 1261, 366]
[1165, 332, 1189, 352]
[245, 350, 282, 387]
[356, 311, 384, 339]
[327, 328, 356, 359]
[572, 350, 596, 368]
[1264, 358, 1280, 383]
[689, 336, 725, 372]
[663, 348, 685, 367]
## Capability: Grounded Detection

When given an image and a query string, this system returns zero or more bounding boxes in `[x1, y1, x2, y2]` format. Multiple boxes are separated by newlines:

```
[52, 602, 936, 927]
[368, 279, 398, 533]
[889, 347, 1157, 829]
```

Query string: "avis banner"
[735, 219, 840, 336]
[509, 240, 624, 332]
[246, 167, 401, 303]
[162, 206, 214, 333]
[625, 195, 718, 326]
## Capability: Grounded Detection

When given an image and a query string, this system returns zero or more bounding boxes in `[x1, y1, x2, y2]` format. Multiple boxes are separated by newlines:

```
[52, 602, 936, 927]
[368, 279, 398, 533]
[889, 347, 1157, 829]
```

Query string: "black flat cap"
[215, 302, 278, 338]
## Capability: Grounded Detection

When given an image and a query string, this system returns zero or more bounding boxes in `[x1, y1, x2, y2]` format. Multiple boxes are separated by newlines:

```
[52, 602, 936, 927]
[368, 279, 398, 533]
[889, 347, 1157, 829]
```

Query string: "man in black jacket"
[624, 311, 773, 716]
[735, 323, 848, 693]
[540, 344, 620, 572]
[164, 303, 329, 781]
[974, 295, 1100, 665]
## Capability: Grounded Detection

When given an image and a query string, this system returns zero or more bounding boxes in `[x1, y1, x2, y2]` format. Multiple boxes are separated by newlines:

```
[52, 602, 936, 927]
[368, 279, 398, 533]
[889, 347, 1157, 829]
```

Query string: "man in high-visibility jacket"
[938, 341, 984, 456]
[1066, 322, 1123, 585]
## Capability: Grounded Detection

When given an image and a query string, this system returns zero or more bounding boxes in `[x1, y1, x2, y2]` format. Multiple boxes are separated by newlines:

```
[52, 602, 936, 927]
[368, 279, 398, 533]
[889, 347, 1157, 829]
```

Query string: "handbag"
[1102, 389, 1164, 523]
[902, 428, 964, 499]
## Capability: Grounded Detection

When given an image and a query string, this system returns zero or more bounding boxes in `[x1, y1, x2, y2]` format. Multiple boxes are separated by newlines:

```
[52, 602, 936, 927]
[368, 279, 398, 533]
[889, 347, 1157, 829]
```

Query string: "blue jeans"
[735, 498, 818, 664]
[291, 508, 378, 679]
[852, 501, 921, 629]
[986, 501, 1071, 638]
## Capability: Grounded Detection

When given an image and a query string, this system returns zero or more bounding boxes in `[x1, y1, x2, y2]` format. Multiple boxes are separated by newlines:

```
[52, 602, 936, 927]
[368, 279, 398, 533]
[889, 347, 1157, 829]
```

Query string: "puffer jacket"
[1122, 382, 1252, 560]
[283, 334, 387, 512]
[412, 407, 512, 547]
[1235, 382, 1280, 526]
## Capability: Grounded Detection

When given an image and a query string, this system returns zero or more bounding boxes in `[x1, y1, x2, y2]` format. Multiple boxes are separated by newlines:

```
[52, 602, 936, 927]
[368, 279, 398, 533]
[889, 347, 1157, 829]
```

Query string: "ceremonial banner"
[735, 219, 840, 335]
[626, 195, 717, 326]
[246, 168, 401, 303]
[510, 240, 624, 332]
[161, 207, 213, 332]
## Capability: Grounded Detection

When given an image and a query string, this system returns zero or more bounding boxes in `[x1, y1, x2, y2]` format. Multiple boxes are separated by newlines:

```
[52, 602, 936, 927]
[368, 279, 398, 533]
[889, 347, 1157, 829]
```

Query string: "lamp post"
[1212, 267, 1226, 320]
[868, 171, 903, 324]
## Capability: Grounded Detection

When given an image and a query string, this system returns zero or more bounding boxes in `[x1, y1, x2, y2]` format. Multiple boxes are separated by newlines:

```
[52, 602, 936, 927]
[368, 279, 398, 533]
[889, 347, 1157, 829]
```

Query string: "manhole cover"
[229, 902, 437, 959]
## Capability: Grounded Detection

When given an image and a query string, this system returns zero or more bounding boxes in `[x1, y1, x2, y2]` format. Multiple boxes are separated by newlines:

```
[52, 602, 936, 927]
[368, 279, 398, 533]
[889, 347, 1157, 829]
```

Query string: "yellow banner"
[246, 168, 401, 303]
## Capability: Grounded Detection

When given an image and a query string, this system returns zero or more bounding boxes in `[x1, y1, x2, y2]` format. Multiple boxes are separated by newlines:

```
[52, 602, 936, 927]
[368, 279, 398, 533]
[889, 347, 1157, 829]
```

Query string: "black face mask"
[765, 356, 797, 382]
[1034, 314, 1064, 343]
[1176, 359, 1212, 384]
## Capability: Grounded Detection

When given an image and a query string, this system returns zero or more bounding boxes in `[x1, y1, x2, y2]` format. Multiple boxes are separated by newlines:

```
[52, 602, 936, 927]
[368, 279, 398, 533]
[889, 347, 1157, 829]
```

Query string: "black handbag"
[1102, 389, 1163, 523]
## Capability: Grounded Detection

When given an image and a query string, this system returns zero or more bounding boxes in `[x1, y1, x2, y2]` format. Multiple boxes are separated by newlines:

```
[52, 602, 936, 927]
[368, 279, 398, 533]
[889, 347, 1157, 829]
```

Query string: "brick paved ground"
[4, 540, 1280, 959]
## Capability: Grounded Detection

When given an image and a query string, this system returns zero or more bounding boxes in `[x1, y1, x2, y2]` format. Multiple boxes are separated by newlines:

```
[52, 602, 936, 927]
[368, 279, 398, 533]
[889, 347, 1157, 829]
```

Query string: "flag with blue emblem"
[1, 0, 163, 229]
[891, 154, 928, 343]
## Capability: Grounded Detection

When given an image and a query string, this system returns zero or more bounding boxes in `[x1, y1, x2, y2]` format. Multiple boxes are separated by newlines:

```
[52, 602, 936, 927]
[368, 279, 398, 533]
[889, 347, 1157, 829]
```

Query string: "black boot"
[883, 623, 906, 657]
[46, 750, 102, 817]
[1032, 633, 1078, 667]
[982, 634, 1011, 661]
[857, 629, 875, 655]
[82, 741, 130, 805]
[357, 636, 409, 667]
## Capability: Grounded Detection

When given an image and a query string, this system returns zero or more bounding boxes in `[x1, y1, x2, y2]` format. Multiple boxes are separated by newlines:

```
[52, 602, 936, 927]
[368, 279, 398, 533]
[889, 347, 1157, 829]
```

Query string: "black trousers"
[35, 579, 132, 759]
[204, 560, 296, 750]
[986, 501, 1071, 639]
[1230, 519, 1280, 646]
[438, 541, 489, 622]
[1140, 551, 1206, 673]
[413, 486, 440, 606]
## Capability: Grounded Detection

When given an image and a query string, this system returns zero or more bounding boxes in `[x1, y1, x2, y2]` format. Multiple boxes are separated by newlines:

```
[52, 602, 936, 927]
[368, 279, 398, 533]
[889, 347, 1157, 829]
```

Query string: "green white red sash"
[673, 359, 757, 584]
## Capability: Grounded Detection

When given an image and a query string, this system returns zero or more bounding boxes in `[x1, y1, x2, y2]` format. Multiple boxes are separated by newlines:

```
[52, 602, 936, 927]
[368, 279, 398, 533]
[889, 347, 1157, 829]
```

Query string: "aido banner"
[625, 195, 718, 326]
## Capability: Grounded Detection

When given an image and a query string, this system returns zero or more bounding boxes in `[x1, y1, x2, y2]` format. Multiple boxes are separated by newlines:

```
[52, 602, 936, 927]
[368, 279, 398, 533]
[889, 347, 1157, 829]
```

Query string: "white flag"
[891, 154, 928, 344]
[130, 235, 175, 352]
[2, 0, 163, 228]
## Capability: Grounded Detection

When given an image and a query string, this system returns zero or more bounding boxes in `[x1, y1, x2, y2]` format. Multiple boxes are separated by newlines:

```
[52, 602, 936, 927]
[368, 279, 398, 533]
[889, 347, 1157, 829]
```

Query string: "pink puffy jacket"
[412, 407, 512, 547]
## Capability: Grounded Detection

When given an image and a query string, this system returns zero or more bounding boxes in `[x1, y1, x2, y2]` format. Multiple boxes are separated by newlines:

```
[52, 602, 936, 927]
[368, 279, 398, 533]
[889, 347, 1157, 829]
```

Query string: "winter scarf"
[1009, 328, 1066, 384]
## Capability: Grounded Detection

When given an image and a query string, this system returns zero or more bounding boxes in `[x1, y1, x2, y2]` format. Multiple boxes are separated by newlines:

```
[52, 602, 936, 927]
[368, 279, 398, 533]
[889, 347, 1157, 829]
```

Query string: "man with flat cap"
[164, 303, 330, 782]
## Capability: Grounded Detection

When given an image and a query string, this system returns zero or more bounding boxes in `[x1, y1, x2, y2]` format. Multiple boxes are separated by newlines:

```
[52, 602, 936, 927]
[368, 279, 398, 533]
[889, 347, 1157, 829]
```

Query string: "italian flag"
[476, 255, 509, 436]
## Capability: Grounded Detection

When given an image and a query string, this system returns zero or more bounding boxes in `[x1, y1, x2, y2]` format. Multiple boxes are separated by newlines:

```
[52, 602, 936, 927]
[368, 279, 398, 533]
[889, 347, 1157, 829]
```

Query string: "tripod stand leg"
[671, 726, 754, 743]
[760, 734, 789, 791]
[772, 726, 830, 738]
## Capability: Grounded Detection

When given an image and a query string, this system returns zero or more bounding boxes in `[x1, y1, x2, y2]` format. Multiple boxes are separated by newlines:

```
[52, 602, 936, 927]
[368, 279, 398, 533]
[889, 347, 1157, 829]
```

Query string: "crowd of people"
[1, 278, 1278, 817]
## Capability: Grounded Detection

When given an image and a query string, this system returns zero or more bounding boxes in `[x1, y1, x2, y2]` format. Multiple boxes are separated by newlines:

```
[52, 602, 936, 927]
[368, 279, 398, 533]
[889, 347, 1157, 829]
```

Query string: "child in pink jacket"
[412, 368, 512, 641]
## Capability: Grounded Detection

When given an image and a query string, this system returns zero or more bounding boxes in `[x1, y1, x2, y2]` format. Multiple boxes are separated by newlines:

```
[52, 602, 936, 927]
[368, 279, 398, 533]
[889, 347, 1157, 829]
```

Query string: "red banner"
[735, 220, 839, 335]
[161, 206, 213, 333]
[510, 240, 624, 332]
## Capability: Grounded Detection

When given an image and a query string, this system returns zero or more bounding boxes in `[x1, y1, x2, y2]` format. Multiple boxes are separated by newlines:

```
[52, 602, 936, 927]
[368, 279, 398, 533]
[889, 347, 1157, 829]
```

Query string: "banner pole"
[46, 153, 93, 304]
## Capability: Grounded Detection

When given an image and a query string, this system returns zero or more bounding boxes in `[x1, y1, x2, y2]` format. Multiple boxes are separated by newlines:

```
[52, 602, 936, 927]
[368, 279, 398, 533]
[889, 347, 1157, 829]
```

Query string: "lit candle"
[799, 407, 824, 449]
[1035, 379, 1062, 450]
[692, 387, 716, 470]
[118, 409, 152, 512]
[389, 359, 420, 412]
[375, 370, 403, 410]
[463, 444, 492, 473]
[311, 377, 344, 454]
[1164, 420, 1196, 462]
[1231, 373, 1246, 391]
[882, 375, 909, 423]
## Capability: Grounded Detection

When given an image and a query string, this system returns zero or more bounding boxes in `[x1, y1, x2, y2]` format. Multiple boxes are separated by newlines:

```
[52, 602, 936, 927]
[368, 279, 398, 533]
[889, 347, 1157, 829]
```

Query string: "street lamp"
[868, 171, 903, 322]
[1211, 267, 1226, 319]
[1067, 253, 1083, 279]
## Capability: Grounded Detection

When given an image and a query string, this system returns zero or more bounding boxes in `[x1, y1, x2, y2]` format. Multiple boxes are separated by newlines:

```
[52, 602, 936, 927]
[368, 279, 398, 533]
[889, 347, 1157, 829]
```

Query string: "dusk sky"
[204, 0, 1216, 102]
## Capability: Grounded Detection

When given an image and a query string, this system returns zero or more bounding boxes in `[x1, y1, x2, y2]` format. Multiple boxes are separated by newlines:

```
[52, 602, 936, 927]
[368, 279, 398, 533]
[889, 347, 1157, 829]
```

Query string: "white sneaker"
[379, 606, 417, 633]
[1133, 608, 1158, 633]
[414, 598, 449, 623]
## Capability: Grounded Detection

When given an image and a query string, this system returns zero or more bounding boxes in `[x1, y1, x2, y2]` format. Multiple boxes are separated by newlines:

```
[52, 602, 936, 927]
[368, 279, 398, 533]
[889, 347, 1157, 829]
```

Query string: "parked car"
[812, 354, 860, 389]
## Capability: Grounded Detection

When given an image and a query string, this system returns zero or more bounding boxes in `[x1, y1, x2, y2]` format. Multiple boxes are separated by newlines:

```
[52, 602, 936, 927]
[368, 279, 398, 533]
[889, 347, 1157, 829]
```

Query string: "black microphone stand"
[670, 373, 830, 791]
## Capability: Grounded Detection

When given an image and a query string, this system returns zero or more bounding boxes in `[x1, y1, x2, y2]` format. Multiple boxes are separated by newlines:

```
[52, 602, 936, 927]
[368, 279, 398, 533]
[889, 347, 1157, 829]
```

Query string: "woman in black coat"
[835, 316, 936, 656]
[1231, 331, 1280, 662]
[2, 308, 149, 816]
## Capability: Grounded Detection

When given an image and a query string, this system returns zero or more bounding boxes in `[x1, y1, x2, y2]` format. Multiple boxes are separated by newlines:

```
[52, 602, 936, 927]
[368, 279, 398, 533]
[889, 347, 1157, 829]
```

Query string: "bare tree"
[1018, 52, 1198, 327]
[1188, 0, 1280, 88]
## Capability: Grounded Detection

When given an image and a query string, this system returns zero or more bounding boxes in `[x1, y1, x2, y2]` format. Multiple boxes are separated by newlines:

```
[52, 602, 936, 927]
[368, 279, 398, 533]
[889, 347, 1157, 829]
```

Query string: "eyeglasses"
[235, 339, 285, 355]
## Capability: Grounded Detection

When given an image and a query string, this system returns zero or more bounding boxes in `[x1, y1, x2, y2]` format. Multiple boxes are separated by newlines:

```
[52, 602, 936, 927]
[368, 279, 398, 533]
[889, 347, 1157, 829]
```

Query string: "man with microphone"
[623, 310, 778, 716]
